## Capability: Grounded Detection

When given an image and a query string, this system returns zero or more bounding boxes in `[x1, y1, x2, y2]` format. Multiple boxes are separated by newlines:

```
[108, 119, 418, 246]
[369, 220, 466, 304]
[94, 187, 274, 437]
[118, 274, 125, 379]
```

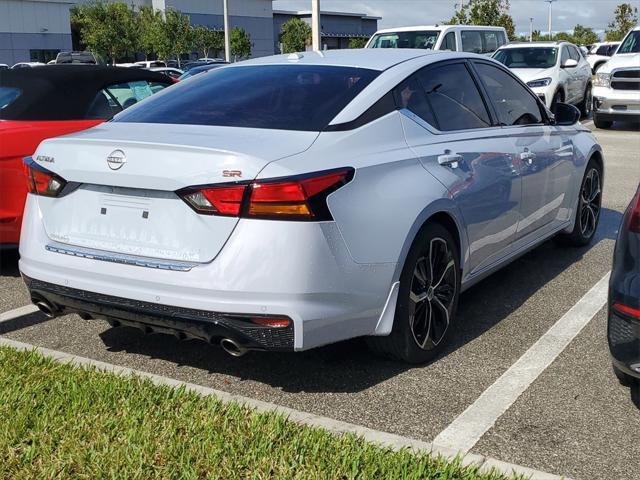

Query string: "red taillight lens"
[250, 316, 291, 328]
[178, 168, 353, 221]
[24, 161, 67, 197]
[628, 189, 640, 233]
[181, 185, 246, 216]
[612, 302, 640, 321]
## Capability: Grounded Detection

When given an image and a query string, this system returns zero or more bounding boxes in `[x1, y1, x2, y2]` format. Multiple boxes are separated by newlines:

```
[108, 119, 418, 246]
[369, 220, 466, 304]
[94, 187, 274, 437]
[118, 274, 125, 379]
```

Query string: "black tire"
[367, 222, 460, 364]
[613, 363, 637, 387]
[578, 84, 592, 118]
[593, 113, 613, 129]
[556, 158, 602, 246]
[550, 89, 564, 114]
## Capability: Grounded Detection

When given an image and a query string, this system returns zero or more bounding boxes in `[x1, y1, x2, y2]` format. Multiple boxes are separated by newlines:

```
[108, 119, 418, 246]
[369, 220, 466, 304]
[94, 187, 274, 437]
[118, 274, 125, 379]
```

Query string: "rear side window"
[474, 63, 543, 126]
[415, 63, 491, 131]
[462, 31, 505, 54]
[393, 77, 438, 128]
[461, 31, 483, 53]
[115, 65, 379, 131]
[441, 32, 457, 51]
[0, 87, 21, 110]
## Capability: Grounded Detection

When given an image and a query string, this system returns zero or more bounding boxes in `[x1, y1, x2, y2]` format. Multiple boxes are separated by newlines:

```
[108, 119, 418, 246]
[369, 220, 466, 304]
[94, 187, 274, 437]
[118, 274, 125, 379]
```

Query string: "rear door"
[398, 60, 522, 276]
[472, 60, 576, 240]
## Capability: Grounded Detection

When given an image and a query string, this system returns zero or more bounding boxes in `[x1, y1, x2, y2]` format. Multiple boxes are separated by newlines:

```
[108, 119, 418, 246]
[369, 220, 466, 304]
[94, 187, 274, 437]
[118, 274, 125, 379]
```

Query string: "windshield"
[618, 30, 640, 54]
[115, 65, 379, 131]
[368, 31, 440, 49]
[493, 47, 558, 68]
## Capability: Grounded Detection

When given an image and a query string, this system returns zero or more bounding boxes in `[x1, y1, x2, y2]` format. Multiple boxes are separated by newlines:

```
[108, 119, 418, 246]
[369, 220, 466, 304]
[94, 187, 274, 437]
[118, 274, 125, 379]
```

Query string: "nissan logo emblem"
[107, 150, 126, 170]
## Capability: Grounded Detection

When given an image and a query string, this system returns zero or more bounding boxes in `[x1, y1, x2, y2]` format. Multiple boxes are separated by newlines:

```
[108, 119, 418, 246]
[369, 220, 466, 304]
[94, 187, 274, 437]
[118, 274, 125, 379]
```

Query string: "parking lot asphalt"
[1, 120, 639, 480]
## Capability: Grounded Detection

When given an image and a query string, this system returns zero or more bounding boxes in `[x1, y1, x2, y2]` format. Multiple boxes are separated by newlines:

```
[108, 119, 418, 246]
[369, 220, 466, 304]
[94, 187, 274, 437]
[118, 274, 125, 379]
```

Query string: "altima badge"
[107, 150, 126, 170]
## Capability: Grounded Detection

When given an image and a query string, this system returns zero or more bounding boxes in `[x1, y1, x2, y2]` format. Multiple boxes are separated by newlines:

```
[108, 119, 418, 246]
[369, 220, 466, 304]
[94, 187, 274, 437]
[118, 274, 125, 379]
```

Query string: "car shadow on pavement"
[97, 207, 622, 394]
[0, 248, 20, 278]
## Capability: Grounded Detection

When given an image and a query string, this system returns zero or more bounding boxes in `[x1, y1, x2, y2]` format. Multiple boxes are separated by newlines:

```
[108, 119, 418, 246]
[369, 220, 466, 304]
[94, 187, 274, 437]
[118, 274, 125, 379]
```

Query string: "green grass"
[0, 346, 517, 480]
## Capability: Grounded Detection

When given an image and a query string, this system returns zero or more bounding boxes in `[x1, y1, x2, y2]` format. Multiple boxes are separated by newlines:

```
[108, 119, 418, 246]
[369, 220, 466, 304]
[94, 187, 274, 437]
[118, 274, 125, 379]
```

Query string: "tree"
[572, 24, 599, 45]
[230, 27, 252, 60]
[605, 3, 638, 41]
[193, 26, 224, 58]
[74, 1, 137, 64]
[449, 0, 516, 40]
[280, 17, 312, 53]
[137, 6, 164, 60]
[348, 37, 368, 48]
[159, 9, 192, 67]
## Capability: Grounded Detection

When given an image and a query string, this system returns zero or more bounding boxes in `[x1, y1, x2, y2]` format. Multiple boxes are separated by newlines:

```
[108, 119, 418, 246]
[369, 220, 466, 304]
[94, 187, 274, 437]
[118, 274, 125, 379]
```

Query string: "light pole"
[545, 0, 555, 40]
[530, 17, 534, 42]
[311, 0, 321, 51]
[223, 0, 230, 62]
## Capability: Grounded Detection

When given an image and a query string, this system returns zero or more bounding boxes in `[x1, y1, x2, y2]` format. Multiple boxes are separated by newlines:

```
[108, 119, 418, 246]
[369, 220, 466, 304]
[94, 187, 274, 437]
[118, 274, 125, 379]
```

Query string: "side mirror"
[553, 102, 580, 126]
[562, 58, 578, 68]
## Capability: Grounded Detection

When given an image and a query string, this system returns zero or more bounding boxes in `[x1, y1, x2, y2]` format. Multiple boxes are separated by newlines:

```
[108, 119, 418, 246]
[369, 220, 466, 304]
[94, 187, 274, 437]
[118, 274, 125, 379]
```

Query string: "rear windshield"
[115, 65, 379, 131]
[493, 47, 558, 68]
[368, 31, 440, 49]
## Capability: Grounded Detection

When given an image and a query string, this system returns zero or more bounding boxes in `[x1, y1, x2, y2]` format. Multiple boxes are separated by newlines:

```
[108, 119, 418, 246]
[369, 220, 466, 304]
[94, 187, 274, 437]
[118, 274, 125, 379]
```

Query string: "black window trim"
[468, 59, 552, 128]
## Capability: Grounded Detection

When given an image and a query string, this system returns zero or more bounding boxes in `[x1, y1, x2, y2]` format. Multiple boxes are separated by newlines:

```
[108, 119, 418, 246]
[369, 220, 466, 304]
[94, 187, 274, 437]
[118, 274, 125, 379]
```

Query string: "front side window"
[475, 63, 543, 126]
[115, 65, 379, 131]
[368, 31, 440, 49]
[596, 45, 609, 56]
[569, 45, 582, 61]
[441, 32, 457, 51]
[618, 31, 640, 54]
[560, 46, 571, 65]
[493, 47, 558, 68]
[415, 63, 491, 131]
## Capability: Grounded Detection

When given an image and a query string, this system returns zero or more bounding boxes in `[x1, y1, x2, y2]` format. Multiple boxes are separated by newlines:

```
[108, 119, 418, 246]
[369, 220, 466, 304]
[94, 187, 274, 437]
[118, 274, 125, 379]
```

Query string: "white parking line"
[0, 304, 39, 324]
[433, 272, 610, 454]
[0, 336, 570, 480]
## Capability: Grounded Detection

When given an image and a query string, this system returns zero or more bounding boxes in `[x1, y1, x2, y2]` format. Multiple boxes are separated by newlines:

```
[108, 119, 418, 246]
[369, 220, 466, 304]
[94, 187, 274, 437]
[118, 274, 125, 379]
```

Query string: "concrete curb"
[0, 336, 570, 480]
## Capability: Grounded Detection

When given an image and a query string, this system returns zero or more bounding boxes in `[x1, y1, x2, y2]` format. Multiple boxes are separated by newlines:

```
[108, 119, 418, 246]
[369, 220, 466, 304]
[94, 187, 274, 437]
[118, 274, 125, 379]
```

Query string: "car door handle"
[437, 151, 462, 168]
[519, 150, 536, 165]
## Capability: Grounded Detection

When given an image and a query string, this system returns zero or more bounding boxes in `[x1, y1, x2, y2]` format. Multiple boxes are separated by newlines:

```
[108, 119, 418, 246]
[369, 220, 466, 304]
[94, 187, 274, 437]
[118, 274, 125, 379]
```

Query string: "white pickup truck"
[592, 26, 640, 129]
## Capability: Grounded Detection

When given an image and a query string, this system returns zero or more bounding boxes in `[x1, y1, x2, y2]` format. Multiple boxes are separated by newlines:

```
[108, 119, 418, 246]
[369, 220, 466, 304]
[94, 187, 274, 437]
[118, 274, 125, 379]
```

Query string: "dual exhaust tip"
[31, 297, 249, 358]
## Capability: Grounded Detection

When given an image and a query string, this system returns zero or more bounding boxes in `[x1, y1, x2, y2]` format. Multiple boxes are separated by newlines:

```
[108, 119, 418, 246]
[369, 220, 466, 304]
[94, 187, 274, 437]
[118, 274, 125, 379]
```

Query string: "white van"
[366, 25, 508, 55]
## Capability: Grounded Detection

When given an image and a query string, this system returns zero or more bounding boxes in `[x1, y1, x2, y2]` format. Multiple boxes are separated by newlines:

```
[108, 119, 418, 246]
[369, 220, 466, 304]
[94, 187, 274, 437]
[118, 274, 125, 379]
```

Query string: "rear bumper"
[608, 308, 640, 380]
[24, 275, 295, 351]
[19, 195, 397, 351]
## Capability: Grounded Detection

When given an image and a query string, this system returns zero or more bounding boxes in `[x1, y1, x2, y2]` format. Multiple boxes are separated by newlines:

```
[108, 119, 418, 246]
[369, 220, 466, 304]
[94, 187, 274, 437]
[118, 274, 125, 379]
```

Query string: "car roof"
[373, 24, 506, 34]
[0, 65, 173, 121]
[233, 48, 449, 71]
[499, 41, 568, 49]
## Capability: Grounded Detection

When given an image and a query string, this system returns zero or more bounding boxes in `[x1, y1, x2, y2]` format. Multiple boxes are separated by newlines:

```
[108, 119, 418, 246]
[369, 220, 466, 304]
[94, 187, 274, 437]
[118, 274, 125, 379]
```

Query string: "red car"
[0, 65, 174, 247]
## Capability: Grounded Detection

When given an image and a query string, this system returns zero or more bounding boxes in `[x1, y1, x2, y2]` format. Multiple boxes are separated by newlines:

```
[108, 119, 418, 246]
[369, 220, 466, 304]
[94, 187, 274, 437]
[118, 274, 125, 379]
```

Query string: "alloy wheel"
[579, 168, 601, 238]
[408, 237, 457, 349]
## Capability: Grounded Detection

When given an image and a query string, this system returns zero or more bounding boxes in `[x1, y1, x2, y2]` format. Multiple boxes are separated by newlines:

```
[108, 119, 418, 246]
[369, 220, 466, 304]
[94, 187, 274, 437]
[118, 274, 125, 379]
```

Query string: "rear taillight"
[178, 168, 353, 221]
[628, 189, 640, 233]
[23, 157, 67, 197]
[612, 302, 640, 321]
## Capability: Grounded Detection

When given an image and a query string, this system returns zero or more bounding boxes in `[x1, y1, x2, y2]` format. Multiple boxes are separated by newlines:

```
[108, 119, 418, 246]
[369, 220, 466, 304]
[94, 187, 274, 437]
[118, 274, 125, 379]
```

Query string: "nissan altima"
[20, 50, 603, 363]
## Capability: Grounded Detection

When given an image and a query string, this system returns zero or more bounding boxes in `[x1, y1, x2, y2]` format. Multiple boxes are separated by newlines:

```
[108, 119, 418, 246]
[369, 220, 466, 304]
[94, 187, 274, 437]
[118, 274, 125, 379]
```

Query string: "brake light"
[23, 159, 67, 197]
[628, 189, 640, 233]
[178, 168, 353, 221]
[612, 302, 640, 321]
[250, 316, 291, 328]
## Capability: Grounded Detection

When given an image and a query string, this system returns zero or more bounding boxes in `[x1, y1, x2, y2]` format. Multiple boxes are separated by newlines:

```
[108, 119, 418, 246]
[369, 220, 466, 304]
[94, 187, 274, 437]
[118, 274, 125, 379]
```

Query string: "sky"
[272, 0, 640, 37]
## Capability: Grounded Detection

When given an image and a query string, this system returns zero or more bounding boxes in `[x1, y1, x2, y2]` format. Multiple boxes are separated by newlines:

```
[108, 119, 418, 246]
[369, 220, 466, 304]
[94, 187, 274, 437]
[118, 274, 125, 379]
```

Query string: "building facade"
[0, 0, 379, 66]
[273, 10, 379, 52]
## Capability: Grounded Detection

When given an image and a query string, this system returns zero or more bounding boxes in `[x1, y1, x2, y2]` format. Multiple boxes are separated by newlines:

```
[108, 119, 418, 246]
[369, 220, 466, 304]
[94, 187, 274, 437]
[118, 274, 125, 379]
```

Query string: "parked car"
[0, 64, 9, 70]
[182, 60, 227, 71]
[608, 184, 640, 387]
[0, 65, 174, 248]
[55, 51, 99, 65]
[149, 67, 184, 80]
[20, 50, 602, 363]
[493, 41, 593, 116]
[135, 60, 167, 69]
[198, 57, 225, 62]
[587, 42, 621, 73]
[11, 62, 45, 68]
[178, 63, 228, 80]
[592, 26, 640, 129]
[366, 25, 508, 55]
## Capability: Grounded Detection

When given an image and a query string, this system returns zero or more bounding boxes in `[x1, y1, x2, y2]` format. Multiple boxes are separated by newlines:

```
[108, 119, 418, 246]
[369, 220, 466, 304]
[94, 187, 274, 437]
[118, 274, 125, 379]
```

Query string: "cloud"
[273, 0, 636, 38]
